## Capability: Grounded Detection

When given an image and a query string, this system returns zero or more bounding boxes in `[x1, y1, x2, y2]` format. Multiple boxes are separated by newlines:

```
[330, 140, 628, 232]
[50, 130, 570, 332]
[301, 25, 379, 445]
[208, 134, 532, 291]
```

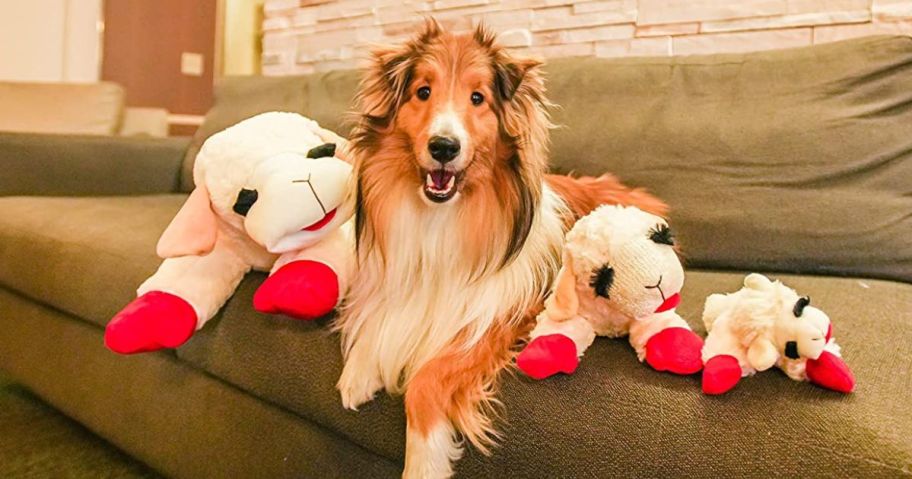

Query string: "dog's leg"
[337, 335, 385, 410]
[402, 322, 521, 478]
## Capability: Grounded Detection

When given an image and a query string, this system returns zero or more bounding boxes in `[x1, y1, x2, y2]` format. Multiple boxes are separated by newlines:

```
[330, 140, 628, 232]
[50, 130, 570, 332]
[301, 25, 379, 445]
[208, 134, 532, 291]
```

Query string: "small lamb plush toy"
[517, 205, 704, 379]
[701, 273, 855, 394]
[105, 112, 355, 354]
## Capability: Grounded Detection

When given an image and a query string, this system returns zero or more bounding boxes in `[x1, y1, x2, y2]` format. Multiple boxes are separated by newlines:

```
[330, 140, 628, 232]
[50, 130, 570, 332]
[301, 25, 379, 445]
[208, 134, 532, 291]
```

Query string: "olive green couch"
[1, 35, 910, 478]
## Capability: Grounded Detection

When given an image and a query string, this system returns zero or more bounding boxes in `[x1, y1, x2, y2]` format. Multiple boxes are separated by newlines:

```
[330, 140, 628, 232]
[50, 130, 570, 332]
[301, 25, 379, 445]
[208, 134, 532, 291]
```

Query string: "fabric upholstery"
[175, 270, 912, 477]
[0, 132, 188, 197]
[0, 288, 400, 479]
[544, 35, 912, 284]
[0, 81, 125, 136]
[0, 195, 185, 327]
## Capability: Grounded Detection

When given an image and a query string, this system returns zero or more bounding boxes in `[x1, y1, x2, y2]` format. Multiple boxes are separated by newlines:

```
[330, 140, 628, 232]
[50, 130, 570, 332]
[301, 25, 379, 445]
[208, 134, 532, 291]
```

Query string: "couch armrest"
[0, 132, 190, 196]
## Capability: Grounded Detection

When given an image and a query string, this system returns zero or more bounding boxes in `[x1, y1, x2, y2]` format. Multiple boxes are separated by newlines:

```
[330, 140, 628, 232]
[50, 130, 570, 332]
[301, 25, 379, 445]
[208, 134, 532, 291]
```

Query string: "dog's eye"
[471, 91, 484, 106]
[417, 86, 431, 101]
[589, 265, 614, 299]
[648, 224, 675, 246]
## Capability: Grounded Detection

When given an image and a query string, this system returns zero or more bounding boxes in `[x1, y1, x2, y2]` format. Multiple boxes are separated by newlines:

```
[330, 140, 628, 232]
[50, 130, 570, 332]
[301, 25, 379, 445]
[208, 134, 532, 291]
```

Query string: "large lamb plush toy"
[701, 273, 855, 394]
[105, 112, 355, 354]
[517, 205, 704, 379]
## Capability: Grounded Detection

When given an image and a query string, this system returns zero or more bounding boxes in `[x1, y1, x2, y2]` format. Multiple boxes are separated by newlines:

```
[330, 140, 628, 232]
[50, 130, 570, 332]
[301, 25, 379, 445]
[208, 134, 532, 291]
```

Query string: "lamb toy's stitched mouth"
[301, 208, 337, 231]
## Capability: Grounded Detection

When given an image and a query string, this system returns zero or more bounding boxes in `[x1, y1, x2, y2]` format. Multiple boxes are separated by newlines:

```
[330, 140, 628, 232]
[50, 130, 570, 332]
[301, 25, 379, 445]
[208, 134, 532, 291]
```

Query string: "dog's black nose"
[784, 341, 800, 360]
[428, 136, 460, 163]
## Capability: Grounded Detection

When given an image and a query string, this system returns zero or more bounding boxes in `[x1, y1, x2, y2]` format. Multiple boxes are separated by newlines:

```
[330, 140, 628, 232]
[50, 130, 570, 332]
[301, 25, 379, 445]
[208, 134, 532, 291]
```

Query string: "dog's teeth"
[446, 175, 455, 190]
[426, 174, 434, 187]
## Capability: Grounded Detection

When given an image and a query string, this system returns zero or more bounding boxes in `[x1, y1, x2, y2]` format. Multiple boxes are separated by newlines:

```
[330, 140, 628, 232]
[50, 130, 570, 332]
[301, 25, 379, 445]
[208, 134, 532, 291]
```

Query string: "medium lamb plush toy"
[105, 112, 355, 354]
[701, 273, 855, 394]
[517, 205, 704, 379]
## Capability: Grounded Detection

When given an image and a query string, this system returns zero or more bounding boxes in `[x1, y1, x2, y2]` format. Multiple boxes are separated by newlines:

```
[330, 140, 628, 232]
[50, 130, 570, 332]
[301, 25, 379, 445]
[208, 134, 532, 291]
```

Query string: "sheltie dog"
[335, 20, 667, 478]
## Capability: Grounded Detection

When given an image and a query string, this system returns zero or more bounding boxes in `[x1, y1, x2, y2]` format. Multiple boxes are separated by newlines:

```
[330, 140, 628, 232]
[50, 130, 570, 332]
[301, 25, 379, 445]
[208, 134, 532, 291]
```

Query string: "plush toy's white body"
[701, 273, 855, 394]
[518, 206, 704, 379]
[105, 112, 356, 354]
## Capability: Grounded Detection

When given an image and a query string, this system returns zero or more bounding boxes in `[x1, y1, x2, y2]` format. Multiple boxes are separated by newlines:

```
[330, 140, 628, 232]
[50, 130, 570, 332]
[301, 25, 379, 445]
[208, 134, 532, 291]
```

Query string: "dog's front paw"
[253, 260, 339, 320]
[337, 368, 384, 411]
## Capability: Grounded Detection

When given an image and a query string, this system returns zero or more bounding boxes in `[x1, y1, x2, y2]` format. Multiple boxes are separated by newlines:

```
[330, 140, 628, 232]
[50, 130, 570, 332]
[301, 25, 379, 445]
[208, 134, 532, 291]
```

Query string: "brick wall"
[261, 0, 912, 75]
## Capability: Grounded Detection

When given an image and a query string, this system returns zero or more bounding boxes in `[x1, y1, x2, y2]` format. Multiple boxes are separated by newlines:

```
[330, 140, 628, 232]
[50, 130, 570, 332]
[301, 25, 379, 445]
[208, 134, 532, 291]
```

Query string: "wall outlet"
[180, 52, 204, 76]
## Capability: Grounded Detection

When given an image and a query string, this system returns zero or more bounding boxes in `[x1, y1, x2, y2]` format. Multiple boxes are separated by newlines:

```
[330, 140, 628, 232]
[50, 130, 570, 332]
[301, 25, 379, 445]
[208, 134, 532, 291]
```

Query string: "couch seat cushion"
[0, 195, 185, 327]
[177, 270, 912, 476]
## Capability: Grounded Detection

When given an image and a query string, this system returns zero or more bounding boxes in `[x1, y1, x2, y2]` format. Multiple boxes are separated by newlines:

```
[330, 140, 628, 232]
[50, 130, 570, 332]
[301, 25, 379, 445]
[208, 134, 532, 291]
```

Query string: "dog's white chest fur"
[339, 186, 567, 393]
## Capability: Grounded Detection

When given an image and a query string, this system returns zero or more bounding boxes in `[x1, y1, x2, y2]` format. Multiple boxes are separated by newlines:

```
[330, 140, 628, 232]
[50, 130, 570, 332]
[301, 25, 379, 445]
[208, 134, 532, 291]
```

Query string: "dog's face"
[352, 21, 548, 207]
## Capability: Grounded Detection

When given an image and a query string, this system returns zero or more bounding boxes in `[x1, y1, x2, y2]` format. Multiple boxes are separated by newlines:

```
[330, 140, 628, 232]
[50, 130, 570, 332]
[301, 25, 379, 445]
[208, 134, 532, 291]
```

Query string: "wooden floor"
[0, 372, 160, 478]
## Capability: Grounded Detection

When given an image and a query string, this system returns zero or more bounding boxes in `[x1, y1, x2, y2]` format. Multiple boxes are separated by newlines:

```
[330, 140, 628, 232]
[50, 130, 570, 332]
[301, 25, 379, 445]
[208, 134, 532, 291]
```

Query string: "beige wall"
[224, 0, 265, 75]
[261, 0, 912, 75]
[0, 0, 102, 82]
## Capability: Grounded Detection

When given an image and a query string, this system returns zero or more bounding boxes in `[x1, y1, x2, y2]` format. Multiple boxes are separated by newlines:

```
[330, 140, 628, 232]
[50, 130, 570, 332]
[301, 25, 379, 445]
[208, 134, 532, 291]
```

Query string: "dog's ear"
[493, 56, 543, 102]
[545, 251, 580, 321]
[157, 183, 218, 258]
[358, 20, 441, 124]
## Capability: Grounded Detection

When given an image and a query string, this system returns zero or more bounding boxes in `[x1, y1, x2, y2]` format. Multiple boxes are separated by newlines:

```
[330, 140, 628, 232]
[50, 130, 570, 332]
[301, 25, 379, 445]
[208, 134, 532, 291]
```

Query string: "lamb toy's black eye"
[306, 143, 336, 159]
[649, 224, 675, 246]
[590, 265, 615, 299]
[233, 188, 258, 216]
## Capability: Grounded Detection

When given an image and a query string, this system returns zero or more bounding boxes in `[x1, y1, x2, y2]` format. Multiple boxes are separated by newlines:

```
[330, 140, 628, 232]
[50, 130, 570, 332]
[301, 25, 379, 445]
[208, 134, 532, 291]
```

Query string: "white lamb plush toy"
[105, 112, 356, 354]
[517, 205, 704, 379]
[701, 273, 855, 394]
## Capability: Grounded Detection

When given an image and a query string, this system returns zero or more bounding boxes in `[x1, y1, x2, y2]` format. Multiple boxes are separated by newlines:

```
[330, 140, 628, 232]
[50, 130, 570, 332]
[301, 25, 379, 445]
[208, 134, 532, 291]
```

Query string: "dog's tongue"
[430, 169, 454, 190]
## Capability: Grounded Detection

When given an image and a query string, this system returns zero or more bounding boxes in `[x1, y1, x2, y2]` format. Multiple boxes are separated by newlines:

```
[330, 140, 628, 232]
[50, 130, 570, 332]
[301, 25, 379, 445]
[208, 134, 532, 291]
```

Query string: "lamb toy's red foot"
[104, 291, 197, 354]
[253, 260, 340, 320]
[702, 355, 743, 395]
[516, 334, 580, 380]
[645, 327, 705, 375]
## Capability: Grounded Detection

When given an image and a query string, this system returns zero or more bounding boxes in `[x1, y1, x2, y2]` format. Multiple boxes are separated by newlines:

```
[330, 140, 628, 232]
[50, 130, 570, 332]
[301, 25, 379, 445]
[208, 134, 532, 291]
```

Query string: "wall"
[101, 0, 218, 117]
[0, 0, 102, 82]
[224, 0, 266, 75]
[261, 0, 912, 75]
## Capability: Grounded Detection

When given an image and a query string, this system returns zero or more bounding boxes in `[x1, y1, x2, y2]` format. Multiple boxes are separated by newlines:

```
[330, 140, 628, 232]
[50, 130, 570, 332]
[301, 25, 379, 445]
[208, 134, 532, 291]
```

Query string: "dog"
[335, 20, 668, 478]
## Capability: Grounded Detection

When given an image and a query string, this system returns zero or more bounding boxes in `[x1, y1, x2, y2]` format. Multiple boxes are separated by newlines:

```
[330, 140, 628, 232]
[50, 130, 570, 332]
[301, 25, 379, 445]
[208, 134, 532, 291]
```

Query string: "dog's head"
[352, 19, 550, 205]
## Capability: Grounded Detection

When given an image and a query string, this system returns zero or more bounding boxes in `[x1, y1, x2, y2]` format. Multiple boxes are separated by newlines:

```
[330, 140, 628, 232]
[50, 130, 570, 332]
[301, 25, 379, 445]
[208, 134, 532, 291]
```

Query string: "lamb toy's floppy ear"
[156, 184, 218, 258]
[545, 251, 579, 321]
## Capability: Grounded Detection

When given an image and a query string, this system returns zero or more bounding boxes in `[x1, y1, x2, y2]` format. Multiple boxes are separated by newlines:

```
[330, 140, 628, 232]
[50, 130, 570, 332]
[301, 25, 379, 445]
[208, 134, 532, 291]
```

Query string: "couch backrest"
[0, 81, 125, 136]
[188, 35, 912, 282]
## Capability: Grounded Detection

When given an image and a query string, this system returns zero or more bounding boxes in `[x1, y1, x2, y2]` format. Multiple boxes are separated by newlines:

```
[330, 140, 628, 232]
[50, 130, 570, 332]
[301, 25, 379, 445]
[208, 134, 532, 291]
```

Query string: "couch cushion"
[186, 35, 912, 282]
[176, 270, 912, 476]
[0, 195, 184, 327]
[0, 82, 125, 136]
[544, 35, 912, 283]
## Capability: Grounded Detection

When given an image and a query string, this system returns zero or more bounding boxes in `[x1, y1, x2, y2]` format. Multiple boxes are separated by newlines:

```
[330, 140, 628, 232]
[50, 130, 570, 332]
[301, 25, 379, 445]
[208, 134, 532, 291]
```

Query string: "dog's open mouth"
[301, 208, 337, 231]
[423, 169, 459, 203]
